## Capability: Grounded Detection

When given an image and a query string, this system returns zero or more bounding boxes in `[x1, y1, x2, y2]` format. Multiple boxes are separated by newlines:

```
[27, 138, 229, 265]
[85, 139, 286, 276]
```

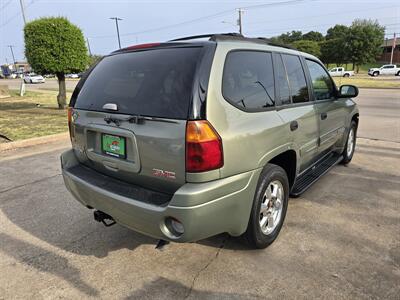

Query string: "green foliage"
[302, 31, 324, 42]
[24, 17, 88, 108]
[268, 19, 384, 70]
[347, 19, 385, 68]
[320, 25, 350, 66]
[275, 30, 303, 44]
[87, 54, 103, 67]
[24, 17, 88, 75]
[292, 40, 321, 57]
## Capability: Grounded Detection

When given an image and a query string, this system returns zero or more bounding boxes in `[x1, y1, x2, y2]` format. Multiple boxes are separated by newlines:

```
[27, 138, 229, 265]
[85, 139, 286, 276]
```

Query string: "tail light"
[186, 120, 223, 172]
[67, 107, 74, 139]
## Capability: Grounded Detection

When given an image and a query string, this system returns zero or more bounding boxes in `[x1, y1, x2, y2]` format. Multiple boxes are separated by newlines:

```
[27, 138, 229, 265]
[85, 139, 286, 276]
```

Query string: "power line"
[246, 5, 399, 26]
[88, 0, 316, 39]
[0, 0, 13, 10]
[249, 22, 400, 37]
[0, 0, 35, 28]
[243, 0, 317, 10]
[89, 9, 233, 39]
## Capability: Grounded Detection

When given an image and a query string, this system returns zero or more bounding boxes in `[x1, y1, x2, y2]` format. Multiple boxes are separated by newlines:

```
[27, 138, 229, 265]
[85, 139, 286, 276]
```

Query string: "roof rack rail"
[169, 33, 242, 42]
[168, 33, 297, 50]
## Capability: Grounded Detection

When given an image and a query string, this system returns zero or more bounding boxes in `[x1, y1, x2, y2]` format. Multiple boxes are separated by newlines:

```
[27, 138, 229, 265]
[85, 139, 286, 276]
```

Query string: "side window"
[281, 54, 309, 103]
[222, 51, 275, 110]
[306, 59, 335, 100]
[274, 54, 291, 105]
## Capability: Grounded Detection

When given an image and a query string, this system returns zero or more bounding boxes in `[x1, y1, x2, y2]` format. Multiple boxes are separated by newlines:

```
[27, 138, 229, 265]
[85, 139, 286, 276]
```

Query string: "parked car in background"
[328, 67, 354, 77]
[61, 33, 359, 249]
[66, 73, 79, 79]
[24, 73, 45, 84]
[368, 64, 400, 76]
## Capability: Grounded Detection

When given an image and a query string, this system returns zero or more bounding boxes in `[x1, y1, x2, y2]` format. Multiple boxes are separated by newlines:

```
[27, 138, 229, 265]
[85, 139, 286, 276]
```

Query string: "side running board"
[290, 153, 343, 197]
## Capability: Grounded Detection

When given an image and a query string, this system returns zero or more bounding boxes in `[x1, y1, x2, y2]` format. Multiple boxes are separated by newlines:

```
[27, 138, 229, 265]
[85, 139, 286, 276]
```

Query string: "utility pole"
[385, 38, 388, 63]
[390, 33, 396, 65]
[109, 17, 123, 49]
[19, 0, 27, 25]
[86, 37, 92, 56]
[237, 8, 244, 35]
[7, 45, 16, 72]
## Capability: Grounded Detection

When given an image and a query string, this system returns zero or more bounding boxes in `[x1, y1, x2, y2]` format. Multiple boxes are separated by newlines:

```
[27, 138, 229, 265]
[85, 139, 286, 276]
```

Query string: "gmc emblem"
[152, 168, 176, 180]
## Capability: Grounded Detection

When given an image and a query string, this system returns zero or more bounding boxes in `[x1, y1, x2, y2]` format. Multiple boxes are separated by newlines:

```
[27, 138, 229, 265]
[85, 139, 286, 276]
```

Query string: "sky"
[0, 0, 399, 65]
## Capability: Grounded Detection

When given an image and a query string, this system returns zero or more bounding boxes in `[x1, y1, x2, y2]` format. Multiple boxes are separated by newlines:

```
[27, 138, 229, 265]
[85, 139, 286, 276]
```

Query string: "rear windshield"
[74, 47, 202, 119]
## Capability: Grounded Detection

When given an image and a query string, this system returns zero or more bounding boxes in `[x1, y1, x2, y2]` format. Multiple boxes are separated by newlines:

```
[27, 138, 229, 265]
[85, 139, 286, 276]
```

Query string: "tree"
[320, 25, 350, 67]
[347, 19, 384, 72]
[87, 54, 103, 67]
[292, 40, 321, 57]
[275, 30, 303, 44]
[302, 31, 324, 42]
[24, 17, 88, 108]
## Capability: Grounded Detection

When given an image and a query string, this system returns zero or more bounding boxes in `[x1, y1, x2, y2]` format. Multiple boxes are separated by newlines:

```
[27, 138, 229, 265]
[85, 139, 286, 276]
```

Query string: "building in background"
[379, 38, 400, 64]
[14, 61, 31, 73]
[0, 62, 31, 78]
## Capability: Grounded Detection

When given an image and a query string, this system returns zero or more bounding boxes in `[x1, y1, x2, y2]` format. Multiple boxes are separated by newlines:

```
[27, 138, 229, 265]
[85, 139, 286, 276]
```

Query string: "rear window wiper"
[104, 115, 178, 126]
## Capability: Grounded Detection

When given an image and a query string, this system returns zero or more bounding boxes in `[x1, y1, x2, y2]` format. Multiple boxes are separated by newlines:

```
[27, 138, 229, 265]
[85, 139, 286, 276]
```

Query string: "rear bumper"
[61, 149, 261, 242]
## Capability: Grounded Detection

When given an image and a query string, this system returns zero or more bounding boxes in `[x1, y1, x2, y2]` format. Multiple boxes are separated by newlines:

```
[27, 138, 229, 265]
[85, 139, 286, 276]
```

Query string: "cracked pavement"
[1, 137, 399, 299]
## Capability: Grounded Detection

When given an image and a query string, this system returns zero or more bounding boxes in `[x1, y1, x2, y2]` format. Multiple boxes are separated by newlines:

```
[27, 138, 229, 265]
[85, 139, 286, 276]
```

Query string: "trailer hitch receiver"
[94, 210, 116, 227]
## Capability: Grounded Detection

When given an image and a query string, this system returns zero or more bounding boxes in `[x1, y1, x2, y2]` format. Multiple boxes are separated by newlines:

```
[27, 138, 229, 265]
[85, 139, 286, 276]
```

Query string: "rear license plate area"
[101, 134, 126, 159]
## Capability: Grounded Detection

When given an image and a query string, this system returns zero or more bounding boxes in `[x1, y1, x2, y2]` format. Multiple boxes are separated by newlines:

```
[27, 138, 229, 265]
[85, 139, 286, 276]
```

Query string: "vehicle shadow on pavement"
[0, 176, 157, 258]
[125, 276, 262, 300]
[1, 140, 398, 260]
[0, 232, 99, 297]
[0, 172, 253, 259]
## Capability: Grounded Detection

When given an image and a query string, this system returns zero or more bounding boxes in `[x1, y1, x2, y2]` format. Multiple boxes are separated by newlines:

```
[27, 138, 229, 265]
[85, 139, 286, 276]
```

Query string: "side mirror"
[338, 85, 358, 98]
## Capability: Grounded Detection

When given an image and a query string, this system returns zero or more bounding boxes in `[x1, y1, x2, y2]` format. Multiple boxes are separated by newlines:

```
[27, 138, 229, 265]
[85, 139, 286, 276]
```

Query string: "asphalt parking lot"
[0, 90, 399, 299]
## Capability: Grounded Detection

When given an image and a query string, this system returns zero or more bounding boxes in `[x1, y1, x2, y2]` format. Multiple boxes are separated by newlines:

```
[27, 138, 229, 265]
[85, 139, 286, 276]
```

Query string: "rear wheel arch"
[268, 150, 297, 190]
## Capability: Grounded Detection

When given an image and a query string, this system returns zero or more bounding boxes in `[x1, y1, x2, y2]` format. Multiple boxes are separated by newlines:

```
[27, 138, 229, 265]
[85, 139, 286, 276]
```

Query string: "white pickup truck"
[368, 64, 400, 77]
[328, 67, 354, 77]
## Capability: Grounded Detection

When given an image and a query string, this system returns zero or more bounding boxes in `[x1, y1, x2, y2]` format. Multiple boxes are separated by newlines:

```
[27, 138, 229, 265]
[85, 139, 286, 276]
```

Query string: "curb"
[0, 132, 69, 152]
[358, 87, 400, 90]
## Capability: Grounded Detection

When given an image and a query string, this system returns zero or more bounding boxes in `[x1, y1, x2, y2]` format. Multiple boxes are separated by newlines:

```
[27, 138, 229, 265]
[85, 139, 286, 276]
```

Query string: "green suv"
[61, 34, 359, 248]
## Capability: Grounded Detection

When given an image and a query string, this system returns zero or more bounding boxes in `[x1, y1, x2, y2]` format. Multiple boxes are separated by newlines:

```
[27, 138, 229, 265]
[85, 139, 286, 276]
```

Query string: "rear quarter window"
[222, 51, 275, 111]
[74, 47, 203, 119]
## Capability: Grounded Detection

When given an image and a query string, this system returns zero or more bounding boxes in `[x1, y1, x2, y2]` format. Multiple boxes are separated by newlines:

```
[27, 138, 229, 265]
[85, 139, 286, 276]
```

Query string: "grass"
[333, 76, 400, 89]
[0, 90, 70, 142]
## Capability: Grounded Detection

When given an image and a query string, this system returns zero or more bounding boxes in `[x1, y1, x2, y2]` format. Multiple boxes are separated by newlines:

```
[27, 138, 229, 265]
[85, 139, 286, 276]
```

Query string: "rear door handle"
[321, 112, 327, 120]
[290, 121, 298, 131]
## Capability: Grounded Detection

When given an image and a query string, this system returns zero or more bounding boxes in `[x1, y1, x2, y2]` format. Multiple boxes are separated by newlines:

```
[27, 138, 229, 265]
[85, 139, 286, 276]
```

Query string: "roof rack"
[168, 33, 242, 42]
[168, 33, 296, 50]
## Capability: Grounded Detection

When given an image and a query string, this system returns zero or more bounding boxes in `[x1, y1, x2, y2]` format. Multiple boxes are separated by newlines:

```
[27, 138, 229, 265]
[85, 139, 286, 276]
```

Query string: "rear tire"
[244, 164, 289, 249]
[343, 73, 350, 77]
[396, 71, 400, 76]
[342, 120, 357, 165]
